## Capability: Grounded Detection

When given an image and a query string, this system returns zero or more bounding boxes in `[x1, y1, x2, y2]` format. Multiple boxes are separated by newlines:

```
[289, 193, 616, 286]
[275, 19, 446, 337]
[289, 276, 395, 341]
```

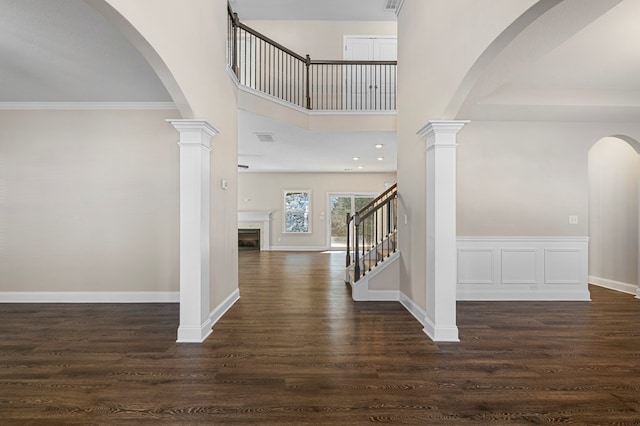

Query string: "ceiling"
[238, 111, 396, 173]
[230, 0, 399, 21]
[0, 0, 170, 102]
[1, 0, 640, 171]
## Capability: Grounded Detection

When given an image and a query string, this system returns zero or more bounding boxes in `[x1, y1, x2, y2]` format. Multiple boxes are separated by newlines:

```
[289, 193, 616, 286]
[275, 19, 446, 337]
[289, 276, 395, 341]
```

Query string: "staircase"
[345, 184, 400, 301]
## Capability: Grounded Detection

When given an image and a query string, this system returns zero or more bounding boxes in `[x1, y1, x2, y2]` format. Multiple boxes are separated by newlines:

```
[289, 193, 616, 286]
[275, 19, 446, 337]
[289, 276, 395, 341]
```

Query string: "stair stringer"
[350, 251, 401, 302]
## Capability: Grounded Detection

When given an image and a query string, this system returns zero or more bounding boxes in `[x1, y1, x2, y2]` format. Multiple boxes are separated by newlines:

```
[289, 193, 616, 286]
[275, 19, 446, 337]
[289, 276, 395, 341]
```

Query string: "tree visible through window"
[283, 190, 311, 233]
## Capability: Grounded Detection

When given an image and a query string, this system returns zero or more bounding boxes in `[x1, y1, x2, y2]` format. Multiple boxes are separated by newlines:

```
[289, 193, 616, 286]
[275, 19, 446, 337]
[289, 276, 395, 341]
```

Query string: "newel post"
[168, 119, 219, 343]
[305, 54, 312, 110]
[417, 120, 469, 342]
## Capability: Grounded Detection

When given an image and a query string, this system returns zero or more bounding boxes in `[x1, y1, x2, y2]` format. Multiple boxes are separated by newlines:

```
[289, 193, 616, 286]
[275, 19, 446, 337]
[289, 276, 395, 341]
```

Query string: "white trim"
[269, 246, 327, 252]
[456, 290, 591, 301]
[458, 236, 590, 243]
[366, 290, 400, 301]
[395, 0, 405, 16]
[457, 236, 590, 301]
[422, 317, 460, 342]
[399, 291, 427, 328]
[209, 289, 241, 328]
[0, 292, 179, 303]
[350, 251, 401, 301]
[589, 276, 638, 295]
[0, 102, 177, 110]
[177, 319, 213, 343]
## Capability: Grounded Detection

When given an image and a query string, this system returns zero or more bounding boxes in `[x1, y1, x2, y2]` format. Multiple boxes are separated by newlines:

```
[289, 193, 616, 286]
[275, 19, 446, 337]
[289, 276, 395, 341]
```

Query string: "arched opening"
[588, 136, 640, 297]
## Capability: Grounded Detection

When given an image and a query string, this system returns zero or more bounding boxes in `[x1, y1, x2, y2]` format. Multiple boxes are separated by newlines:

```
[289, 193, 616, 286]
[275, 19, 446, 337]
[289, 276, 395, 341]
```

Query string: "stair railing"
[347, 184, 398, 282]
[228, 5, 397, 111]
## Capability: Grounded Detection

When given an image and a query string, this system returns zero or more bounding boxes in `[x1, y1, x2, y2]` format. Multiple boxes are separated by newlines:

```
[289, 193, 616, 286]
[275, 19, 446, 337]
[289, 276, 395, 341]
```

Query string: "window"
[283, 190, 311, 233]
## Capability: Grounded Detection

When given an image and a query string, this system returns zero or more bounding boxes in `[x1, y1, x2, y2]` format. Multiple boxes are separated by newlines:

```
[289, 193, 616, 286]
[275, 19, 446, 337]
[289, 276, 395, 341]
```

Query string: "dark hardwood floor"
[1, 251, 640, 425]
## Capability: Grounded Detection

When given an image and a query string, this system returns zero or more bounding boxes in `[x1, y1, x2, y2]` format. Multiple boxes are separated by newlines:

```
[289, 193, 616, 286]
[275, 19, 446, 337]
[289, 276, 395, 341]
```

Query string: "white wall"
[1, 109, 179, 294]
[102, 0, 239, 311]
[238, 172, 396, 249]
[588, 137, 639, 292]
[243, 20, 397, 59]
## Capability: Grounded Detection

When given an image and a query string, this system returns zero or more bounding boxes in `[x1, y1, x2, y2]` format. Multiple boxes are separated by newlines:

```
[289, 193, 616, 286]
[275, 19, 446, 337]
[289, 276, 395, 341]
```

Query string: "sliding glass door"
[328, 194, 374, 249]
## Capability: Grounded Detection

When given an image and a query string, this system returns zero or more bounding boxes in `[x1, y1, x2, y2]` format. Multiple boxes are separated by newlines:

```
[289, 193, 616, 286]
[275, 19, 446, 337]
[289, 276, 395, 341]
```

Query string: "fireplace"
[238, 211, 271, 251]
[238, 229, 260, 250]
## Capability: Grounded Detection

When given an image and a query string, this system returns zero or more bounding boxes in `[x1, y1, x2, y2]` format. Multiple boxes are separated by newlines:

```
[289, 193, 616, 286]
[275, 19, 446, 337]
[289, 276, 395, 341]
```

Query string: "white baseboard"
[177, 319, 213, 343]
[423, 316, 459, 343]
[589, 276, 638, 295]
[0, 292, 179, 303]
[209, 288, 240, 328]
[399, 291, 427, 328]
[269, 246, 327, 252]
[364, 290, 399, 302]
[177, 289, 240, 344]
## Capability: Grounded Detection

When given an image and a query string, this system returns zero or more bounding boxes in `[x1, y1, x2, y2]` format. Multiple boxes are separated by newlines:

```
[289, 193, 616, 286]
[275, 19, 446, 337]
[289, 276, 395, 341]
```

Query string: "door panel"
[343, 36, 397, 110]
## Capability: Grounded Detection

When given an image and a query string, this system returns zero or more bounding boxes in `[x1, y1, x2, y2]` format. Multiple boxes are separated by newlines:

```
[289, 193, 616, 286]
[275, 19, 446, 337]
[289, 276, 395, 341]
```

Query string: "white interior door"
[344, 36, 397, 110]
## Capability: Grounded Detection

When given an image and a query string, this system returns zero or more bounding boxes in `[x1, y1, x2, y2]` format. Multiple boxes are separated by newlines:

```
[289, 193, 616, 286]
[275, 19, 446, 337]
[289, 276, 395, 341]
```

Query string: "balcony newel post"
[354, 213, 360, 281]
[305, 54, 312, 110]
[346, 212, 351, 267]
[232, 12, 240, 77]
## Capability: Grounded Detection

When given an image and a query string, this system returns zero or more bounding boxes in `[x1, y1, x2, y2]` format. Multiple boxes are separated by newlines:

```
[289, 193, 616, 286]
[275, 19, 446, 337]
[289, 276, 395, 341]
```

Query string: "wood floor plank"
[1, 251, 639, 424]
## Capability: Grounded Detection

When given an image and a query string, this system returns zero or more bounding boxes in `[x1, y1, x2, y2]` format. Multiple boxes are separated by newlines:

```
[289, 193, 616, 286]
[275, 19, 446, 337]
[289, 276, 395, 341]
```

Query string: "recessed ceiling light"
[353, 156, 360, 161]
[377, 157, 384, 161]
[375, 144, 383, 149]
[358, 166, 364, 169]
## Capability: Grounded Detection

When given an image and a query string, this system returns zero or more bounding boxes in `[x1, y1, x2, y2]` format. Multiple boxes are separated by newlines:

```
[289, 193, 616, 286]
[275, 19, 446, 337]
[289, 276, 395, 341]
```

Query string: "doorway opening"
[327, 193, 376, 249]
[588, 136, 640, 297]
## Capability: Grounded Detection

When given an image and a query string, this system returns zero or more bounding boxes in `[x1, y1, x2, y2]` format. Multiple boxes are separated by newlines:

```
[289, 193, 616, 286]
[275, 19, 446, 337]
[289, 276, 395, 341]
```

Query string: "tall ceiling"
[230, 0, 399, 21]
[2, 0, 640, 171]
[0, 0, 170, 102]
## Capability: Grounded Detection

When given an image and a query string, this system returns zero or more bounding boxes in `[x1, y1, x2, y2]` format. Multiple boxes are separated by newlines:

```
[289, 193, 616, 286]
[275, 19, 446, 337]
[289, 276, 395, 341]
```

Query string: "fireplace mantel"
[238, 211, 271, 251]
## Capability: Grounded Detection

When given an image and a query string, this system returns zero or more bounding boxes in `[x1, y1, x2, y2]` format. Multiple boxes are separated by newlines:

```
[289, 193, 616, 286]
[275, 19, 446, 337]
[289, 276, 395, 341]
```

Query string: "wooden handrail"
[311, 60, 397, 66]
[228, 3, 397, 111]
[357, 183, 397, 217]
[234, 22, 307, 63]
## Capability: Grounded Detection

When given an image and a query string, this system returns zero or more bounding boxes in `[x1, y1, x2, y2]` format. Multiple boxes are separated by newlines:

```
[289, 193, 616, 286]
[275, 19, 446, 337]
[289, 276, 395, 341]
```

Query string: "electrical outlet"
[568, 215, 578, 225]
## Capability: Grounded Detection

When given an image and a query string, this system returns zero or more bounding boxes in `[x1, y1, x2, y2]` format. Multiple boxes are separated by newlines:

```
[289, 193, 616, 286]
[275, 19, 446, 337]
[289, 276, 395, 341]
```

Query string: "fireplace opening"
[238, 229, 260, 250]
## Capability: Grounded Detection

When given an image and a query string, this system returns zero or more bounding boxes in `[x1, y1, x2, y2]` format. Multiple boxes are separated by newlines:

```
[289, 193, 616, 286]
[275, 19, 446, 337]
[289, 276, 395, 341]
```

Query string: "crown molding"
[0, 102, 177, 110]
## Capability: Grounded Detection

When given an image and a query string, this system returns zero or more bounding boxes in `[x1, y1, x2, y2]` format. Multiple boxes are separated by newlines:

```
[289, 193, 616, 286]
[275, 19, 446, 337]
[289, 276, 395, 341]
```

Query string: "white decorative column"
[418, 120, 469, 342]
[168, 119, 219, 343]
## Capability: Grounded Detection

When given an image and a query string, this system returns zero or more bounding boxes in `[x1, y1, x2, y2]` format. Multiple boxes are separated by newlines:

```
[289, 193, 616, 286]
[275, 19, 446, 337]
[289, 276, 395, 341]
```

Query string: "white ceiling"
[238, 110, 396, 173]
[230, 0, 398, 21]
[0, 0, 170, 102]
[462, 0, 640, 122]
[2, 0, 640, 170]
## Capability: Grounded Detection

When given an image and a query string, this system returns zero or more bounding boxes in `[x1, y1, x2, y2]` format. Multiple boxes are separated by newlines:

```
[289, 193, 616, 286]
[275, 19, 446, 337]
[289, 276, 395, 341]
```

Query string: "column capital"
[167, 119, 219, 150]
[417, 120, 471, 139]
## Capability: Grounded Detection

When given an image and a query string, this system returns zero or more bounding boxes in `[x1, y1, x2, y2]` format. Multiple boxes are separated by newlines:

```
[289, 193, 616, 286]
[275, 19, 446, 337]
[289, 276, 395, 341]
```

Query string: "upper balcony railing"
[227, 5, 397, 111]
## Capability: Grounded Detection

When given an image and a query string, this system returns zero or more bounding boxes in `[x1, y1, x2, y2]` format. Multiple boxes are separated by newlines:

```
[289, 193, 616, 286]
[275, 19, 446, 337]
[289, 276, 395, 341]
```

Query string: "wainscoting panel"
[457, 237, 590, 301]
